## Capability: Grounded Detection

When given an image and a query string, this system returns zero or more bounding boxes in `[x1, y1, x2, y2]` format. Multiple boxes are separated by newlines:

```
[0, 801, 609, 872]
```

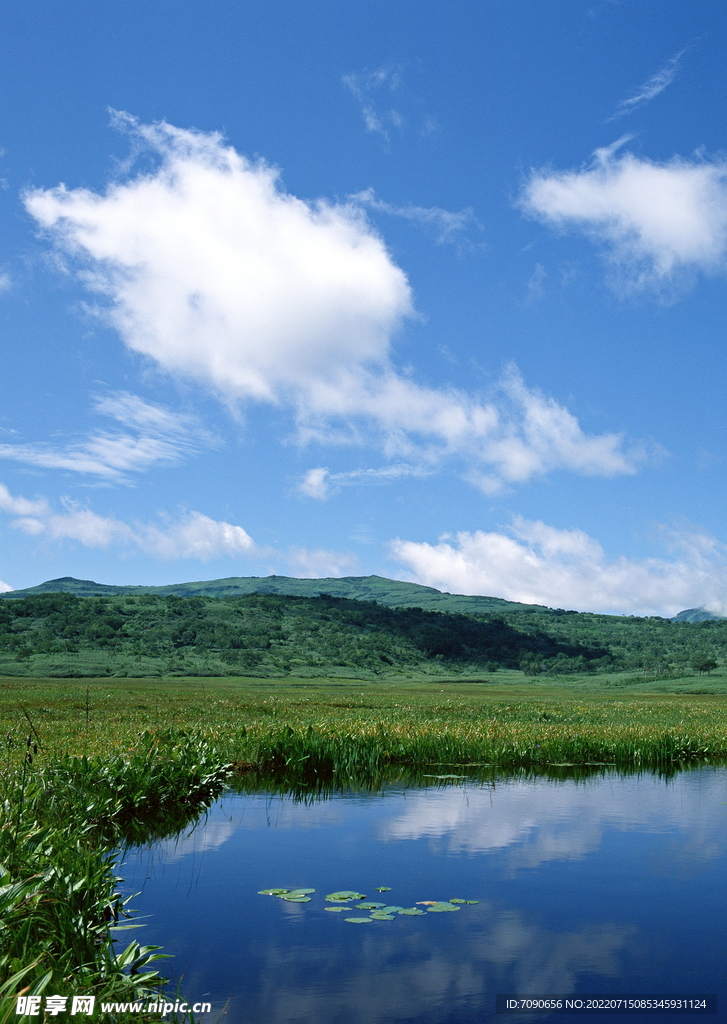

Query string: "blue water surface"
[117, 767, 727, 1024]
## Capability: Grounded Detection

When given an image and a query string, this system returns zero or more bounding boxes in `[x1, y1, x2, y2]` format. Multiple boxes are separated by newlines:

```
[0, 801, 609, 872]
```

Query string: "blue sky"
[1, 0, 727, 614]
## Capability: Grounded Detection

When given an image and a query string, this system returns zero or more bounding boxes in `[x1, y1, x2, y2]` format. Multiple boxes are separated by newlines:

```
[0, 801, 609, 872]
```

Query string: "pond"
[117, 767, 726, 1023]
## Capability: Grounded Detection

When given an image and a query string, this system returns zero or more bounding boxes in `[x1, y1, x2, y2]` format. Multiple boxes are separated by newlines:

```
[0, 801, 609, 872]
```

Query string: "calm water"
[118, 768, 727, 1023]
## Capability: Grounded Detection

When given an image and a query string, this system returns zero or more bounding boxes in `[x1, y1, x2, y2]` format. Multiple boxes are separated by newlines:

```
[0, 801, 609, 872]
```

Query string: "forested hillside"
[0, 591, 609, 678]
[495, 606, 727, 677]
[1, 586, 725, 681]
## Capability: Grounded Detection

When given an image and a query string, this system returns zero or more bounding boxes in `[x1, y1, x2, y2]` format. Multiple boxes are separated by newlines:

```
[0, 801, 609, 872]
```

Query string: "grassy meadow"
[2, 669, 727, 1018]
[4, 669, 727, 772]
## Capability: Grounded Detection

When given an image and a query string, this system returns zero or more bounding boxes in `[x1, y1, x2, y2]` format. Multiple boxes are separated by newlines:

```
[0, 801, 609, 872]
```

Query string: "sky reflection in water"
[118, 768, 727, 1024]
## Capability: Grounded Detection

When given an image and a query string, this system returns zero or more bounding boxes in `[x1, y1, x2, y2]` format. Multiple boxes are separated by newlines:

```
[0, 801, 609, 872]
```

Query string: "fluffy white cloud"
[26, 114, 412, 406]
[0, 392, 212, 482]
[390, 517, 727, 616]
[521, 141, 727, 291]
[138, 511, 254, 560]
[7, 490, 255, 561]
[25, 115, 639, 491]
[0, 579, 12, 593]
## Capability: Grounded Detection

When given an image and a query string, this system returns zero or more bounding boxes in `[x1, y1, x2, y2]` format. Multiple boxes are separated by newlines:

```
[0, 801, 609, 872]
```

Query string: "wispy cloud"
[299, 463, 432, 500]
[391, 517, 727, 617]
[25, 115, 642, 494]
[286, 546, 357, 578]
[0, 482, 48, 516]
[0, 392, 214, 482]
[350, 188, 479, 244]
[342, 67, 403, 142]
[607, 49, 687, 121]
[521, 140, 727, 293]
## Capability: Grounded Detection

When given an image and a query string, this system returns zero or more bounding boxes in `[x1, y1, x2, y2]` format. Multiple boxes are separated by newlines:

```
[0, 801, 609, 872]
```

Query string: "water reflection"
[380, 768, 727, 871]
[119, 766, 727, 1024]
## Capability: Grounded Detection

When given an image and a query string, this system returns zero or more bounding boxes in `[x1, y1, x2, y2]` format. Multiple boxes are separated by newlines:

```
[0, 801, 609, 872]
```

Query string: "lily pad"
[258, 888, 290, 895]
[449, 899, 479, 904]
[344, 917, 374, 924]
[398, 908, 425, 916]
[279, 895, 311, 902]
[426, 902, 460, 912]
[355, 902, 386, 910]
[287, 888, 315, 895]
[325, 891, 366, 901]
[369, 913, 396, 920]
[324, 907, 345, 912]
[374, 886, 392, 892]
[380, 906, 404, 913]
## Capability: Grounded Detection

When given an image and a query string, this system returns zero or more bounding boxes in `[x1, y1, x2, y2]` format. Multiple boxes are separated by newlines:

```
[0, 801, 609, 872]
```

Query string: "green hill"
[1, 574, 549, 615]
[672, 607, 725, 623]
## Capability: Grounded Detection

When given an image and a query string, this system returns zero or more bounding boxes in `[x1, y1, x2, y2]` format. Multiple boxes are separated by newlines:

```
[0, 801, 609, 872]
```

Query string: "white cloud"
[350, 188, 479, 244]
[0, 482, 49, 516]
[9, 495, 255, 561]
[390, 517, 727, 617]
[0, 392, 212, 482]
[139, 511, 254, 560]
[521, 141, 727, 291]
[26, 115, 412, 406]
[608, 49, 687, 121]
[0, 579, 12, 593]
[0, 272, 11, 294]
[25, 116, 640, 491]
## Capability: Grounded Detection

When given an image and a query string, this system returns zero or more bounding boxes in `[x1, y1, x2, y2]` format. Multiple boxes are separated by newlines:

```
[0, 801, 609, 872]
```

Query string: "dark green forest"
[0, 586, 724, 680]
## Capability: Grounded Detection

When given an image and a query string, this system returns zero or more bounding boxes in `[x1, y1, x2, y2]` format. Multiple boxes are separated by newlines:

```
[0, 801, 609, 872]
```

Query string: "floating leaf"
[398, 908, 425, 916]
[344, 917, 374, 924]
[370, 913, 396, 921]
[279, 895, 311, 902]
[325, 891, 366, 901]
[374, 887, 392, 892]
[449, 899, 479, 905]
[287, 888, 315, 895]
[258, 888, 290, 895]
[380, 906, 404, 913]
[426, 902, 460, 912]
[416, 901, 437, 906]
[355, 902, 386, 910]
[324, 907, 345, 913]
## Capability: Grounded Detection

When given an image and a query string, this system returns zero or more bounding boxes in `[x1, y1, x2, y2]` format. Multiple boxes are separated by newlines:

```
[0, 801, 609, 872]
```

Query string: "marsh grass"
[2, 674, 726, 776]
[0, 723, 231, 1020]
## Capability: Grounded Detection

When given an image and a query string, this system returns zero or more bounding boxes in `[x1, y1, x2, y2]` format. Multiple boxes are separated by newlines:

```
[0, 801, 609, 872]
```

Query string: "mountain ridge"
[1, 575, 717, 622]
[0, 574, 550, 615]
